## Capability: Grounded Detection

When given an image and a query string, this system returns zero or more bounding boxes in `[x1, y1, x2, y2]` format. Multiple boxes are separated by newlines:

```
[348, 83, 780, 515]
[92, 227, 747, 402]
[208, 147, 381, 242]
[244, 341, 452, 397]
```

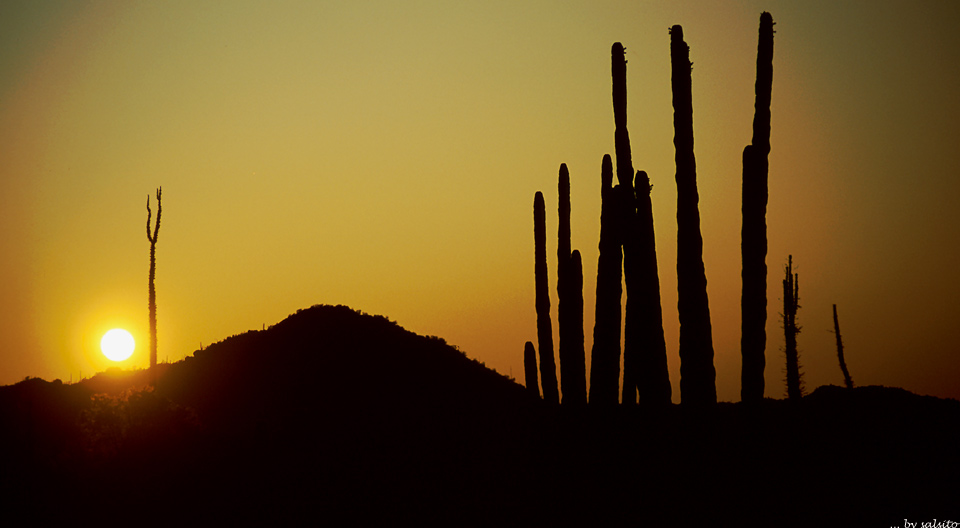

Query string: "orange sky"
[2, 0, 958, 401]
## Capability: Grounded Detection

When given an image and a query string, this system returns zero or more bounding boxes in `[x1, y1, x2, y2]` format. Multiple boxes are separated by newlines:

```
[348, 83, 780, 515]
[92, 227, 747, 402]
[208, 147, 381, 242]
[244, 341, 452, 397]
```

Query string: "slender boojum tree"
[671, 25, 717, 407]
[590, 154, 623, 406]
[146, 187, 162, 371]
[534, 192, 559, 404]
[612, 42, 671, 406]
[833, 304, 853, 389]
[565, 250, 587, 405]
[783, 255, 803, 400]
[741, 12, 775, 403]
[523, 341, 541, 397]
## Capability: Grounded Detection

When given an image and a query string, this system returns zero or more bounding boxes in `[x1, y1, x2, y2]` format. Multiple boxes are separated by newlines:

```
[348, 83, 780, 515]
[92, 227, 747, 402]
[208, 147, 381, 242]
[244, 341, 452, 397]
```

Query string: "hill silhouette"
[1, 305, 958, 525]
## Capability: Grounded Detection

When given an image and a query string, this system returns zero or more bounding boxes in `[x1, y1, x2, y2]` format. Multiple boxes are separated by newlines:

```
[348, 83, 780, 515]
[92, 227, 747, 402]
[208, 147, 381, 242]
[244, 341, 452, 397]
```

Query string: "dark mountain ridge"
[1, 304, 958, 525]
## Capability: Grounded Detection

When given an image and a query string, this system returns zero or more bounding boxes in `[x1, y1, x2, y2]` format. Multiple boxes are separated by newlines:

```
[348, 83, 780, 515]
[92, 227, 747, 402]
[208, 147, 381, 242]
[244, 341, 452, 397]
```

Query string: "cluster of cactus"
[588, 154, 622, 406]
[521, 13, 815, 407]
[146, 187, 162, 371]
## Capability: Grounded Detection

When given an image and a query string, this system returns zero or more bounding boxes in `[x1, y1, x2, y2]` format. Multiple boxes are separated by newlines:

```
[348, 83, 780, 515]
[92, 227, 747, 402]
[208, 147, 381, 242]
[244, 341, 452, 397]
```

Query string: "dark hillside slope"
[0, 305, 541, 524]
[158, 304, 530, 429]
[2, 305, 959, 525]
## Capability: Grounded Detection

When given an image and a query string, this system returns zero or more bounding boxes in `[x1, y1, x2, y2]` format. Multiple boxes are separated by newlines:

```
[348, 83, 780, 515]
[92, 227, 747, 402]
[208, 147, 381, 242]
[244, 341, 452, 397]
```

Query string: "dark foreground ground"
[1, 306, 957, 526]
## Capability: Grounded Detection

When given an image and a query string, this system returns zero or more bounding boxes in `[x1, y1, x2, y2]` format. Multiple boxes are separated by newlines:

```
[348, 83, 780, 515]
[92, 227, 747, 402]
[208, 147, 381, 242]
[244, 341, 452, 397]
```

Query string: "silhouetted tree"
[741, 12, 775, 404]
[563, 250, 586, 406]
[833, 304, 854, 389]
[533, 192, 559, 404]
[146, 187, 162, 371]
[783, 255, 803, 400]
[589, 154, 622, 406]
[523, 341, 540, 397]
[612, 42, 671, 406]
[671, 25, 717, 407]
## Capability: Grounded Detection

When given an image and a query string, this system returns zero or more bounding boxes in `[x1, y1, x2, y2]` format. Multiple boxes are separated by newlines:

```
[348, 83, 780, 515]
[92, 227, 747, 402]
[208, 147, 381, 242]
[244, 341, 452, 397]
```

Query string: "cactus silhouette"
[782, 255, 803, 400]
[146, 187, 162, 371]
[589, 154, 622, 406]
[523, 341, 540, 397]
[558, 166, 571, 371]
[612, 43, 671, 406]
[741, 12, 775, 404]
[632, 171, 672, 407]
[533, 192, 559, 404]
[557, 165, 586, 406]
[671, 25, 717, 407]
[833, 304, 854, 389]
[563, 250, 587, 405]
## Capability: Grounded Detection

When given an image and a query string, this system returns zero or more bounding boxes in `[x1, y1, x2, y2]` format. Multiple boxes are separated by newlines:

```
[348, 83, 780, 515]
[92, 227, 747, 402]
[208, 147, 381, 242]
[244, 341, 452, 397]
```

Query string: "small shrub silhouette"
[80, 385, 199, 461]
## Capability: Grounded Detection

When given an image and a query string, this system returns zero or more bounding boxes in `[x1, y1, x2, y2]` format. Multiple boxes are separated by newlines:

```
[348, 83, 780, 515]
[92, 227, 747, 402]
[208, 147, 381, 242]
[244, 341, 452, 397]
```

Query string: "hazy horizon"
[2, 0, 959, 402]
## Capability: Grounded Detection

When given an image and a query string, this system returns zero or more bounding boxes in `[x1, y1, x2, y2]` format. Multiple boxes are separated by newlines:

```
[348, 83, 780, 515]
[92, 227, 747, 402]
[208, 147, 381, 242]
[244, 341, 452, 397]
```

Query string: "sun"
[101, 329, 136, 362]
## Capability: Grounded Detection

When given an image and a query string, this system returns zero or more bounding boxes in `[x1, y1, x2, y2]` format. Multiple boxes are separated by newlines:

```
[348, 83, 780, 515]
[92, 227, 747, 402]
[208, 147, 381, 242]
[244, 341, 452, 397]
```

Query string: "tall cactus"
[564, 250, 587, 405]
[612, 43, 671, 406]
[589, 154, 622, 406]
[557, 165, 586, 405]
[783, 255, 803, 400]
[632, 170, 672, 406]
[146, 187, 162, 371]
[523, 341, 540, 397]
[741, 12, 775, 403]
[833, 304, 853, 389]
[671, 25, 717, 407]
[534, 192, 559, 404]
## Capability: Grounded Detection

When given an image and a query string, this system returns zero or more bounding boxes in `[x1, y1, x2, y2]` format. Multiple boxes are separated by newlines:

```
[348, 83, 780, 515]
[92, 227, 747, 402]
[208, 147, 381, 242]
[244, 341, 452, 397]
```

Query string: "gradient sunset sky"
[2, 0, 958, 401]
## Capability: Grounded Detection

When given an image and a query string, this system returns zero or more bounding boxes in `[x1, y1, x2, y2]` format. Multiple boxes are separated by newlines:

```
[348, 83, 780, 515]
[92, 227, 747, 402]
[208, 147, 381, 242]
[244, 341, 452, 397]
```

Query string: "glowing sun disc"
[101, 329, 135, 361]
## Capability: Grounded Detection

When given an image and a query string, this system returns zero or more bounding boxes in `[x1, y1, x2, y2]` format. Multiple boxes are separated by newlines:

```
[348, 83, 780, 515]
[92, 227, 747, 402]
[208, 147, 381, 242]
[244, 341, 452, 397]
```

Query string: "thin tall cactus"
[146, 187, 162, 371]
[534, 192, 559, 404]
[833, 304, 853, 389]
[557, 165, 586, 406]
[565, 250, 587, 406]
[589, 154, 622, 406]
[632, 171, 672, 406]
[612, 42, 671, 406]
[783, 255, 803, 400]
[671, 25, 717, 407]
[523, 341, 540, 397]
[741, 12, 775, 403]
